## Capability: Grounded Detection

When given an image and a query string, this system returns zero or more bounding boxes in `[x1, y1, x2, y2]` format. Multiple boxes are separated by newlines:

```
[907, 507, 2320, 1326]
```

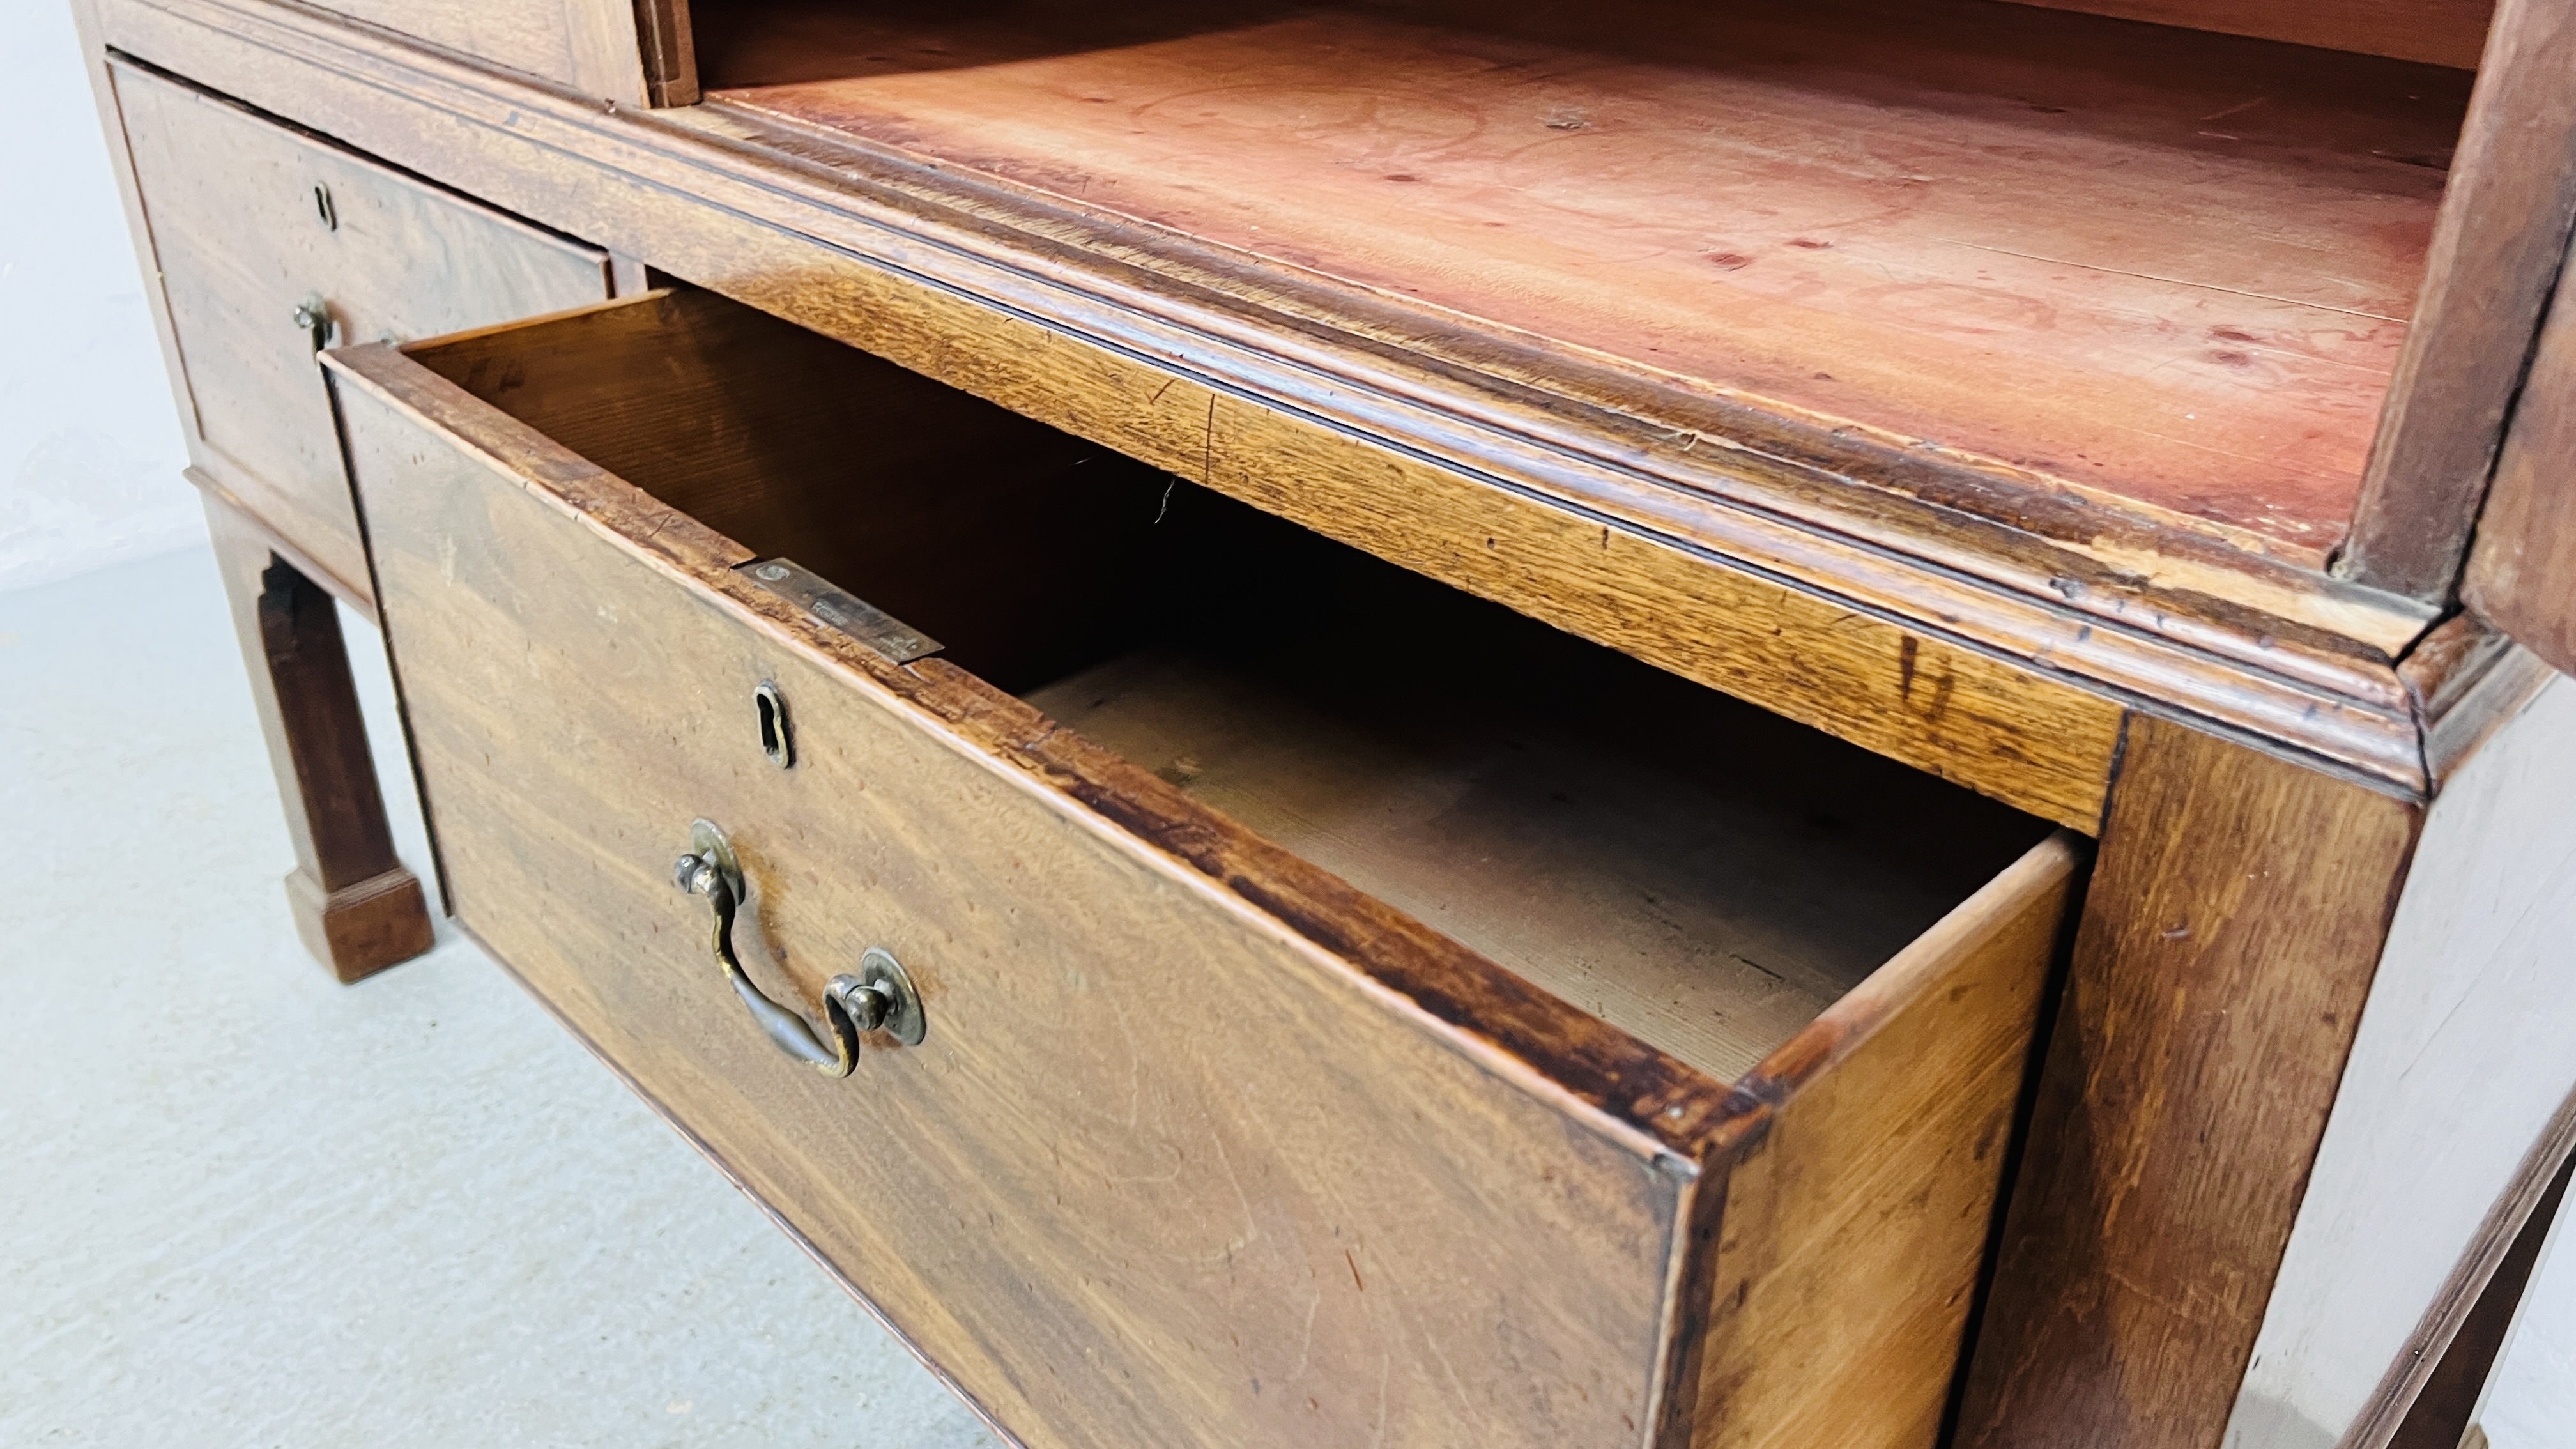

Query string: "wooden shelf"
[697, 0, 2473, 569]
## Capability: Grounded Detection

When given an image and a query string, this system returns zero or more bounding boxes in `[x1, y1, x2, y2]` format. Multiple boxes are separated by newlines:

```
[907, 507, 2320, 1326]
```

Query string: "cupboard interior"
[684, 0, 2481, 569]
[412, 288, 2057, 1084]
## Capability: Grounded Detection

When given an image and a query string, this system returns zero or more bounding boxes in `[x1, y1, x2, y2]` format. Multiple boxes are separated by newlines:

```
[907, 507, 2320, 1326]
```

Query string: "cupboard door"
[111, 61, 613, 602]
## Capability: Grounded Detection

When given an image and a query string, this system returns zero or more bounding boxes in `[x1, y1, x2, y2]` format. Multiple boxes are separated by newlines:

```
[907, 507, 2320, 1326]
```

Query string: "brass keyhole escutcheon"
[755, 681, 793, 768]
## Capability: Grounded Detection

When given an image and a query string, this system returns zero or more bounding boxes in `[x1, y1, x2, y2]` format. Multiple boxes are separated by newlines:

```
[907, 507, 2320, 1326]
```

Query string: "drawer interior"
[683, 0, 2484, 569]
[411, 288, 2057, 1083]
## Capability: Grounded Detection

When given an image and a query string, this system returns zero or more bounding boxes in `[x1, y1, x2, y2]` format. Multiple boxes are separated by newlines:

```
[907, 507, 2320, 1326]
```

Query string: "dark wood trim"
[629, 0, 694, 108]
[2463, 229, 2576, 678]
[1649, 1156, 1735, 1449]
[2345, 1082, 2576, 1449]
[202, 484, 432, 981]
[2397, 611, 2561, 787]
[2343, 0, 2576, 600]
[1956, 712, 2425, 1449]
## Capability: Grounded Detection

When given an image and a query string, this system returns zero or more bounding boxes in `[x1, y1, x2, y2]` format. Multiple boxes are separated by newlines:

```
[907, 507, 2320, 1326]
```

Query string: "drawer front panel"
[332, 367, 1694, 1449]
[112, 61, 611, 599]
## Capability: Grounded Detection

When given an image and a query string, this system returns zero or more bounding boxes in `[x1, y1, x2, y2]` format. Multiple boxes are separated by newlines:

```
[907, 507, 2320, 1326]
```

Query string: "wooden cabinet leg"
[203, 493, 434, 981]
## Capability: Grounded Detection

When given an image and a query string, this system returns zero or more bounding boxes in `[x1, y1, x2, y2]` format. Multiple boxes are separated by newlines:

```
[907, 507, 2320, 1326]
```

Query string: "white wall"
[2225, 677, 2576, 1449]
[1, 0, 198, 593]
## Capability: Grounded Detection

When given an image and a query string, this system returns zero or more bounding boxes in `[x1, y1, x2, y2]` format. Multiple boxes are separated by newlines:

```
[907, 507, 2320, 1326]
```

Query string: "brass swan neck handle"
[673, 819, 923, 1078]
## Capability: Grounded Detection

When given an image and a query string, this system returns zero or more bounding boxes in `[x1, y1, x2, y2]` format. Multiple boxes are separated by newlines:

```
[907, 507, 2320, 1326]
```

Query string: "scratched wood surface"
[411, 281, 2124, 834]
[1956, 714, 2425, 1449]
[703, 0, 2471, 565]
[142, 0, 2505, 818]
[410, 288, 2057, 1085]
[332, 289, 2084, 1446]
[110, 60, 610, 602]
[338, 348, 1701, 1449]
[1687, 834, 2079, 1449]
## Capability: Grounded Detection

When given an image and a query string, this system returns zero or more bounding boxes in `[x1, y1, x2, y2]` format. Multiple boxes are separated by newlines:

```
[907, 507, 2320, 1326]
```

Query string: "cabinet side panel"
[2344, 0, 2576, 597]
[2225, 677, 2576, 1448]
[1689, 836, 2082, 1449]
[2464, 249, 2576, 677]
[1958, 715, 2423, 1449]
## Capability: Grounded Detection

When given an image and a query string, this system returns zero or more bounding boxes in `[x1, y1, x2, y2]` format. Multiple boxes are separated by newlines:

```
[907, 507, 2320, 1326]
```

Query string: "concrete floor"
[1, 546, 999, 1448]
[3, 542, 2571, 1446]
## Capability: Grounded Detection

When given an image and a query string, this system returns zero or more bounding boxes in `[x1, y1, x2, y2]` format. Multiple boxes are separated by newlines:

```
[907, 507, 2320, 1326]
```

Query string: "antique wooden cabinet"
[71, 0, 2576, 1445]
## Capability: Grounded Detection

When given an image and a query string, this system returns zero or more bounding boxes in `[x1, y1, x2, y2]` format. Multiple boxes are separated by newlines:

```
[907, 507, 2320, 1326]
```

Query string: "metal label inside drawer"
[736, 557, 944, 664]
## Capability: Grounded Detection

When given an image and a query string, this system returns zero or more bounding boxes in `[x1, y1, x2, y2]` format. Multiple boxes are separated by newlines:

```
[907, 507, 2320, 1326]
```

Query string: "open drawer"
[325, 288, 2082, 1449]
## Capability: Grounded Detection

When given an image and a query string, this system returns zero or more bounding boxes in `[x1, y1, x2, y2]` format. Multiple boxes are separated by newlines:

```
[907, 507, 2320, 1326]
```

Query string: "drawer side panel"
[1689, 835, 2081, 1449]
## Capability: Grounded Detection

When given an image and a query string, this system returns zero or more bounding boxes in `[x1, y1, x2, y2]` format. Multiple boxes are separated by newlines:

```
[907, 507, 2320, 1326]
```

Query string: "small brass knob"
[291, 293, 335, 352]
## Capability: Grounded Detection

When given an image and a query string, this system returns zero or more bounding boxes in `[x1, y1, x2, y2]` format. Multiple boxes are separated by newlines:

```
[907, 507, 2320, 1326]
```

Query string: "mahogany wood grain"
[2463, 245, 2576, 677]
[109, 59, 611, 602]
[704, 0, 2471, 565]
[1995, 0, 2494, 67]
[329, 290, 2080, 1448]
[98, 0, 2452, 808]
[335, 335, 1694, 1447]
[2345, 0, 2576, 598]
[1956, 712, 2424, 1449]
[352, 401, 1691, 1448]
[201, 485, 433, 981]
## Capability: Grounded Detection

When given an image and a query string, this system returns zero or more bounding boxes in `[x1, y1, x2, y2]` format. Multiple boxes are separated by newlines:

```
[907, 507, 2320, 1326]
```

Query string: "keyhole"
[755, 682, 793, 768]
[314, 183, 337, 231]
